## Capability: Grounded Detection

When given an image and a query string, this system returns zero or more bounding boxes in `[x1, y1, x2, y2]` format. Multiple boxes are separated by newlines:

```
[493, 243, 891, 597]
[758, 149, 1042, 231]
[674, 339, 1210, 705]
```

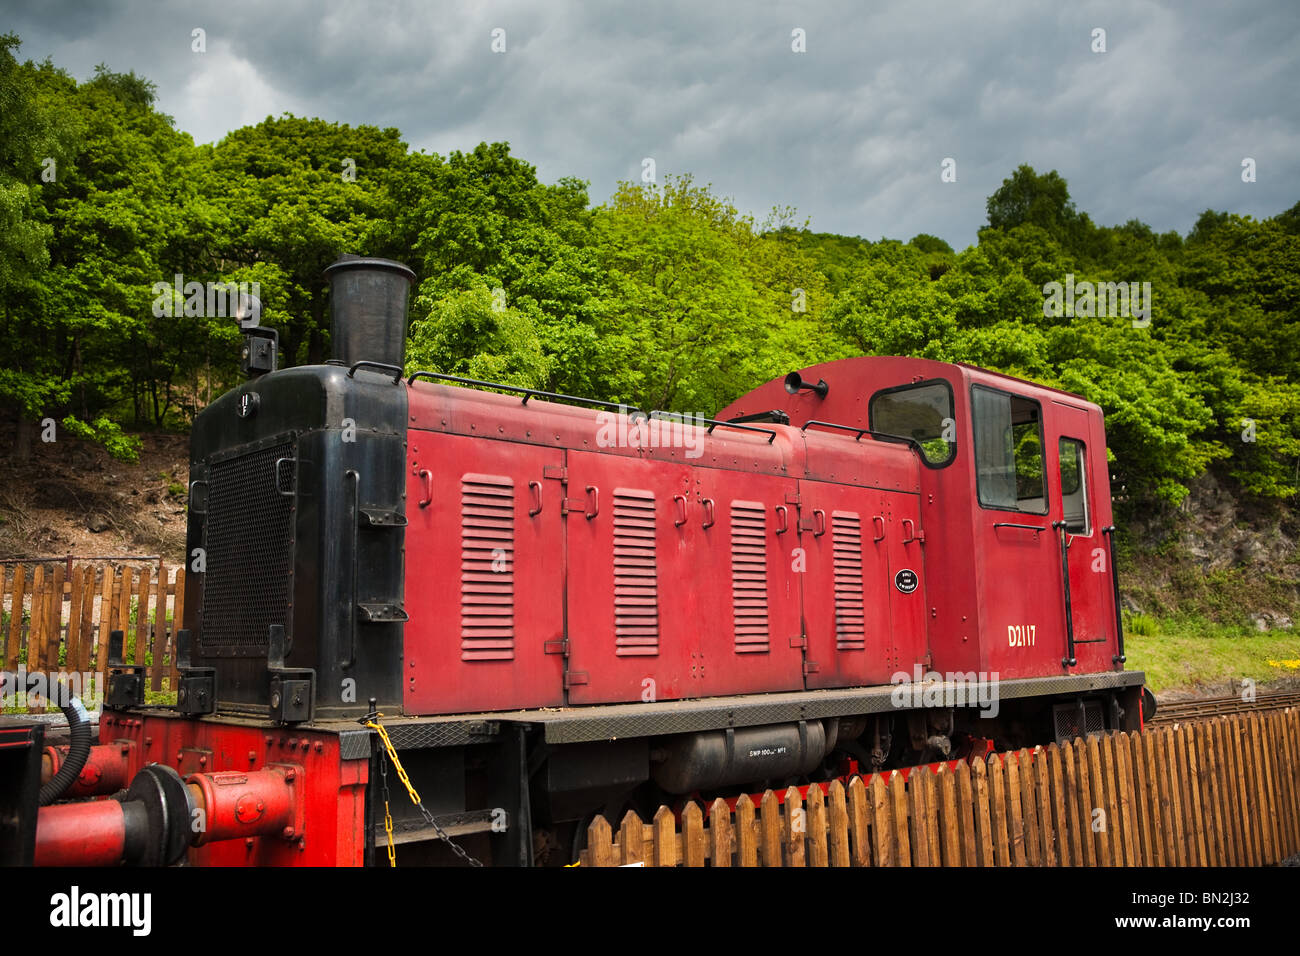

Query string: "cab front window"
[868, 380, 956, 467]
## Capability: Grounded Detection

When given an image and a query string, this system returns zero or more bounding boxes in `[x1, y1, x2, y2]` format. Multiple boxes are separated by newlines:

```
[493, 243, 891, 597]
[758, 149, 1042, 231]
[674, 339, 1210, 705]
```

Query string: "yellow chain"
[381, 788, 396, 867]
[366, 719, 424, 806]
[367, 718, 401, 867]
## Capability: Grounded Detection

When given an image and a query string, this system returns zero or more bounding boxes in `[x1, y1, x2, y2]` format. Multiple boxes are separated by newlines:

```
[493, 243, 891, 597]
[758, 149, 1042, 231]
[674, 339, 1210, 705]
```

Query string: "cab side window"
[1059, 438, 1090, 533]
[972, 386, 1047, 514]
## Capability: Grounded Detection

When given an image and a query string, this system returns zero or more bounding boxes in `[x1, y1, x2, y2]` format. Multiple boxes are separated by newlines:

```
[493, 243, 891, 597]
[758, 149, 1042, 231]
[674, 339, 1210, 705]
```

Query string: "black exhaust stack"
[324, 255, 416, 370]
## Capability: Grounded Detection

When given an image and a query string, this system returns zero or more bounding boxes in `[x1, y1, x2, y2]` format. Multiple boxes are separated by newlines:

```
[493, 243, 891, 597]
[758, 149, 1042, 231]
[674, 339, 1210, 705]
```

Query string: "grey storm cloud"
[6, 0, 1299, 248]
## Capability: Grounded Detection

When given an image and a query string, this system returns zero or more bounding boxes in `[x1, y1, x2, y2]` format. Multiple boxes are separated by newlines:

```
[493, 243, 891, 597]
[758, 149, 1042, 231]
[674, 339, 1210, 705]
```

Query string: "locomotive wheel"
[1141, 687, 1158, 722]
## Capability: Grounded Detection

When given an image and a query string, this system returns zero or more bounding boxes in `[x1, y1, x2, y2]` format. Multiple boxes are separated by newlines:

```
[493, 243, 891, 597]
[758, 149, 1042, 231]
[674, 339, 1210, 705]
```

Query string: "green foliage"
[1124, 612, 1158, 636]
[407, 284, 551, 387]
[59, 414, 140, 461]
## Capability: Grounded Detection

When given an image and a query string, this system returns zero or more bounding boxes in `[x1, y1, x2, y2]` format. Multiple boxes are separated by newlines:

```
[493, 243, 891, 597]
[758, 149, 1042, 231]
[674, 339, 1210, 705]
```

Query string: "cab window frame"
[866, 378, 958, 469]
[1058, 436, 1091, 535]
[970, 383, 1050, 515]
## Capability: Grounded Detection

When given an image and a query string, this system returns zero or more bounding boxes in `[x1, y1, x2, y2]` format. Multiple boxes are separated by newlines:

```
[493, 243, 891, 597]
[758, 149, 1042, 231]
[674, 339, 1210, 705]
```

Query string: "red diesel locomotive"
[8, 256, 1146, 867]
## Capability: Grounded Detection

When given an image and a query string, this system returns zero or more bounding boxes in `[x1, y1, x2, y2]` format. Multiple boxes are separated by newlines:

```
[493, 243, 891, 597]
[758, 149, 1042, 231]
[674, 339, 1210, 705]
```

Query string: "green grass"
[1125, 614, 1300, 694]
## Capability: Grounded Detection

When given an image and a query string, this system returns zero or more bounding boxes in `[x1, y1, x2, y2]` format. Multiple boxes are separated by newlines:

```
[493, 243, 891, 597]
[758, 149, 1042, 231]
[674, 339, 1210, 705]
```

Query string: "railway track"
[1148, 691, 1300, 724]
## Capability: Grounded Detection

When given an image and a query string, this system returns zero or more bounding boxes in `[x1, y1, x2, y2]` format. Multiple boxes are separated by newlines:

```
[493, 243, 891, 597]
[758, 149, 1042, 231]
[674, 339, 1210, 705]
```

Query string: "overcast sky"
[8, 0, 1298, 248]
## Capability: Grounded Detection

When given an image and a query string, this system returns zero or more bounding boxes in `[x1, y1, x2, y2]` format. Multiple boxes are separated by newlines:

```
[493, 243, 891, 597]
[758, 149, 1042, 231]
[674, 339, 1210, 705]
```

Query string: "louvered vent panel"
[831, 511, 866, 650]
[730, 500, 769, 653]
[613, 489, 658, 657]
[460, 474, 515, 661]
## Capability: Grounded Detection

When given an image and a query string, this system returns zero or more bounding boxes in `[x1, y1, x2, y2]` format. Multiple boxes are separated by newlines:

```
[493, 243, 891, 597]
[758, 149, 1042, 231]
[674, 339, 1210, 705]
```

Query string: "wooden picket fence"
[579, 710, 1300, 867]
[1, 561, 187, 701]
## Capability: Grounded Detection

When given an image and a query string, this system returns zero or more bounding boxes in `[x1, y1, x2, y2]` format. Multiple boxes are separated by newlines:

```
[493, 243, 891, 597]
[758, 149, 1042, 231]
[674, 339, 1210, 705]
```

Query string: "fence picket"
[1016, 750, 1040, 866]
[65, 565, 84, 675]
[133, 567, 150, 668]
[1004, 751, 1027, 867]
[806, 784, 829, 867]
[77, 566, 96, 673]
[847, 777, 872, 867]
[1033, 747, 1056, 867]
[586, 816, 613, 867]
[987, 755, 1011, 866]
[827, 780, 850, 868]
[653, 806, 678, 868]
[151, 563, 168, 691]
[709, 798, 732, 867]
[736, 794, 758, 868]
[870, 774, 894, 867]
[955, 761, 978, 867]
[682, 802, 706, 867]
[784, 786, 805, 868]
[908, 766, 933, 867]
[1126, 733, 1152, 865]
[1061, 742, 1083, 866]
[44, 564, 64, 672]
[96, 566, 115, 671]
[971, 758, 995, 867]
[760, 790, 782, 867]
[27, 566, 46, 673]
[935, 765, 961, 867]
[888, 770, 911, 867]
[1111, 734, 1137, 867]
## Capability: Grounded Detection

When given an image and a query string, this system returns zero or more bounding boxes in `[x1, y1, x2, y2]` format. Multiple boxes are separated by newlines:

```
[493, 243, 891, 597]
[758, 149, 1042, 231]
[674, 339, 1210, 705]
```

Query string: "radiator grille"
[200, 441, 295, 653]
[730, 500, 769, 653]
[460, 474, 515, 661]
[613, 489, 658, 657]
[831, 512, 865, 650]
[1053, 700, 1106, 743]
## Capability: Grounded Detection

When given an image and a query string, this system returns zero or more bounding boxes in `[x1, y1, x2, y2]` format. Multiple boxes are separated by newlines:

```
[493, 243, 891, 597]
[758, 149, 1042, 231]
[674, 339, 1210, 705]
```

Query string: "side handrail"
[800, 420, 924, 453]
[408, 370, 647, 418]
[1103, 525, 1127, 664]
[1053, 520, 1077, 667]
[650, 409, 776, 444]
[348, 361, 404, 383]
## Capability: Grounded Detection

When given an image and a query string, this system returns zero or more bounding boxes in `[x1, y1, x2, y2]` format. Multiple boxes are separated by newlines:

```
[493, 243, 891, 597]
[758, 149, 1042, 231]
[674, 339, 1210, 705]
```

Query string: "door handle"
[902, 518, 924, 544]
[775, 505, 788, 534]
[673, 494, 688, 527]
[585, 485, 599, 519]
[872, 515, 885, 542]
[418, 469, 433, 508]
[528, 480, 543, 517]
[702, 497, 716, 529]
